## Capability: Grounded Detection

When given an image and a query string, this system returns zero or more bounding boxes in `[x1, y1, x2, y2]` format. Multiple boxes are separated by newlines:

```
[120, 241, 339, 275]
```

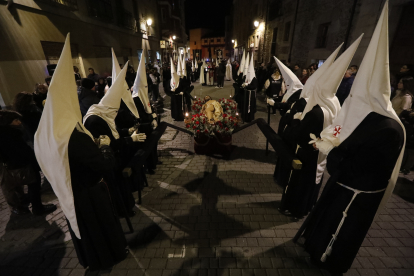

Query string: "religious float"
[185, 96, 239, 155]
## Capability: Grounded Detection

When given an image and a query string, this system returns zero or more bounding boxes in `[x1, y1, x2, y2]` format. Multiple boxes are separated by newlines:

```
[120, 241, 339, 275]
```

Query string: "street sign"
[160, 40, 166, 48]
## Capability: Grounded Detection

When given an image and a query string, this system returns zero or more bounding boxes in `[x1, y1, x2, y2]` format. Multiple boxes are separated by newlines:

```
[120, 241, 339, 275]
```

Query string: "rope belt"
[320, 182, 386, 262]
[248, 90, 256, 113]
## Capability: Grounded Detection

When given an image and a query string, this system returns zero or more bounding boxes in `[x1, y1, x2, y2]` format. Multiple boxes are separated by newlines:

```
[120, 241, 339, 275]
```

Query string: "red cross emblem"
[148, 102, 151, 107]
[333, 125, 341, 137]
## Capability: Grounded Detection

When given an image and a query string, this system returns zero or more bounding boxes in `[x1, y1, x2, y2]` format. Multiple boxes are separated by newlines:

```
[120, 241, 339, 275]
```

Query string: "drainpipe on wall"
[288, 0, 300, 63]
[343, 0, 359, 51]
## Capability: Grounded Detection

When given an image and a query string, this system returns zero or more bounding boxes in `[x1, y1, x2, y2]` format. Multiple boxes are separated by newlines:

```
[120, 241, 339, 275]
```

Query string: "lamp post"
[254, 20, 259, 28]
[146, 18, 152, 36]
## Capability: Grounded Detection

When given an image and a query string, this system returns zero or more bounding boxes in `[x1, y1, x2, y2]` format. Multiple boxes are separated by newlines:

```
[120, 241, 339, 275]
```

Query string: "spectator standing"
[13, 92, 42, 143]
[293, 64, 301, 78]
[0, 110, 56, 215]
[96, 77, 106, 99]
[73, 66, 81, 81]
[149, 69, 159, 102]
[350, 64, 359, 76]
[33, 83, 48, 110]
[391, 78, 414, 116]
[78, 78, 100, 117]
[396, 64, 413, 83]
[216, 60, 226, 88]
[87, 68, 100, 83]
[299, 69, 310, 85]
[336, 69, 355, 105]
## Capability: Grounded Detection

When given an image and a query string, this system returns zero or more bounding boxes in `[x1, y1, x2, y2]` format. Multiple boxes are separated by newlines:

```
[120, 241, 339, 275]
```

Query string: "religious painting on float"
[185, 96, 239, 156]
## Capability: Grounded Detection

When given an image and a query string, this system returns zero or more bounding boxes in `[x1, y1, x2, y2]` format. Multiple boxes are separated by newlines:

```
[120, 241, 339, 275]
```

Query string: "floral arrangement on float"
[185, 97, 239, 156]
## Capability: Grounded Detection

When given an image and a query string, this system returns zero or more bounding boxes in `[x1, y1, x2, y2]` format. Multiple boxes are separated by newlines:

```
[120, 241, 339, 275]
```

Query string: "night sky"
[185, 0, 233, 33]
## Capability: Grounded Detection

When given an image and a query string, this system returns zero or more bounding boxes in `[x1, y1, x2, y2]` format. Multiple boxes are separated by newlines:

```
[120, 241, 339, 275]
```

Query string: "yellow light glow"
[147, 19, 152, 26]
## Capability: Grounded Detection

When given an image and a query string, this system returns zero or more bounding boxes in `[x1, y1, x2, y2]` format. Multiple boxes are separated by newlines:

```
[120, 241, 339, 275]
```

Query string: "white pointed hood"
[226, 59, 233, 81]
[301, 34, 363, 122]
[243, 52, 250, 77]
[35, 34, 93, 239]
[192, 60, 195, 72]
[245, 53, 256, 84]
[170, 57, 180, 91]
[110, 48, 139, 118]
[195, 58, 198, 69]
[132, 49, 152, 114]
[238, 51, 246, 75]
[300, 43, 344, 100]
[177, 56, 182, 76]
[182, 54, 187, 77]
[200, 59, 206, 84]
[320, 1, 405, 214]
[84, 62, 129, 139]
[274, 57, 304, 102]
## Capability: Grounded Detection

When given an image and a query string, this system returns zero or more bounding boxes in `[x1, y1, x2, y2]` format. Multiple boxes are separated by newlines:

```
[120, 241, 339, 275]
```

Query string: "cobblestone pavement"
[1, 81, 414, 276]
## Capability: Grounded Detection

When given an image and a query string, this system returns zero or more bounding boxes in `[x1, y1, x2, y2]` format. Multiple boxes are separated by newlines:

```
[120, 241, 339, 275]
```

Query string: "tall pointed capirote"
[300, 43, 344, 100]
[245, 53, 256, 84]
[238, 51, 246, 75]
[301, 33, 363, 121]
[243, 52, 250, 77]
[35, 33, 93, 239]
[132, 49, 152, 114]
[111, 48, 139, 118]
[274, 57, 304, 102]
[319, 1, 405, 214]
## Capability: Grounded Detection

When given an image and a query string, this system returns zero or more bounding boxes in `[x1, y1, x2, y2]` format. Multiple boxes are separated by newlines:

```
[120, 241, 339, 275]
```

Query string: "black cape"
[279, 105, 324, 218]
[303, 112, 404, 273]
[68, 130, 127, 270]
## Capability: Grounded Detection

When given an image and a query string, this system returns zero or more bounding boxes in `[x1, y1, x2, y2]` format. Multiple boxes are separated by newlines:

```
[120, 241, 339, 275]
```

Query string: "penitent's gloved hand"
[131, 130, 146, 142]
[267, 98, 275, 106]
[179, 92, 184, 95]
[151, 120, 158, 129]
[98, 135, 111, 148]
[309, 133, 335, 155]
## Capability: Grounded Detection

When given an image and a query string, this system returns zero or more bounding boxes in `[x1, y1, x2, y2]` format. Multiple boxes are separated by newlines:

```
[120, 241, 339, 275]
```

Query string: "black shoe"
[402, 169, 410, 175]
[11, 207, 31, 215]
[157, 160, 163, 165]
[32, 204, 57, 216]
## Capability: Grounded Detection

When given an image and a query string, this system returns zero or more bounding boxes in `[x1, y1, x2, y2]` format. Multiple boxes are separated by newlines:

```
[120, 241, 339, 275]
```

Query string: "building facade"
[230, 0, 414, 73]
[0, 0, 186, 107]
[189, 28, 229, 61]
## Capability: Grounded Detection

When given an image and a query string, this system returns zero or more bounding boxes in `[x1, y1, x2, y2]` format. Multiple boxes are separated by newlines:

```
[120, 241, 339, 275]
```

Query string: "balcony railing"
[36, 0, 78, 10]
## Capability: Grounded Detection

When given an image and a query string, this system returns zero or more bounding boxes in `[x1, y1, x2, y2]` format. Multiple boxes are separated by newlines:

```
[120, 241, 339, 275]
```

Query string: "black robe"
[68, 130, 127, 271]
[83, 115, 135, 214]
[277, 90, 302, 117]
[78, 87, 100, 118]
[241, 77, 257, 122]
[171, 77, 193, 121]
[274, 97, 307, 187]
[133, 96, 158, 170]
[279, 105, 324, 218]
[303, 112, 404, 273]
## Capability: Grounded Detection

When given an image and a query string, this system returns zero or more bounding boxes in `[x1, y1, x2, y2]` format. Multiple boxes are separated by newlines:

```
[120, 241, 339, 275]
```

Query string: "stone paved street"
[1, 81, 414, 276]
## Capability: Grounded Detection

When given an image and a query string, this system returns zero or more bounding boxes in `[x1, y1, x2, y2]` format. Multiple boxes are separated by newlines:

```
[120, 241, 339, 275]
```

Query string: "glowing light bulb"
[172, 35, 176, 40]
[147, 19, 152, 26]
[254, 21, 259, 27]
[185, 112, 189, 117]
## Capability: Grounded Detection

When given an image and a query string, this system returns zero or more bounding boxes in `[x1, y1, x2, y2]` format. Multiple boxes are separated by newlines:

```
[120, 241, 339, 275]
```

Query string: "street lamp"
[147, 19, 152, 26]
[254, 20, 259, 27]
[231, 39, 235, 43]
[172, 35, 176, 40]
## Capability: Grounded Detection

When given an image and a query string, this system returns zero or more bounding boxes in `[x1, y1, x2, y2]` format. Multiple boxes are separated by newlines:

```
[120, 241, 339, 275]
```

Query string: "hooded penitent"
[34, 34, 94, 239]
[200, 60, 207, 84]
[243, 52, 250, 77]
[300, 43, 344, 101]
[238, 51, 245, 76]
[274, 57, 304, 102]
[170, 57, 180, 91]
[110, 48, 139, 119]
[195, 58, 198, 69]
[192, 60, 195, 72]
[320, 1, 405, 214]
[301, 34, 363, 183]
[182, 54, 187, 77]
[245, 53, 255, 85]
[132, 48, 152, 114]
[83, 62, 130, 139]
[226, 59, 233, 81]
